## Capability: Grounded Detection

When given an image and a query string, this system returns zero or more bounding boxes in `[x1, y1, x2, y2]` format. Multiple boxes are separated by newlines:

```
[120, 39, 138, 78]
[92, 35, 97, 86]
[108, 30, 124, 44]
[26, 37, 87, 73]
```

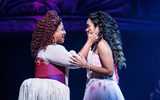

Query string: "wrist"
[83, 62, 88, 68]
[86, 40, 94, 46]
[84, 62, 91, 70]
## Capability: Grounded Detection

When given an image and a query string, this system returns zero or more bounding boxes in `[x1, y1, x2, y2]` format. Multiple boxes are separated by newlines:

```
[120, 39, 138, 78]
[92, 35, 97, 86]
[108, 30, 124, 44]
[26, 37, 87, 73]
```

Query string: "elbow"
[109, 71, 113, 77]
[105, 69, 113, 77]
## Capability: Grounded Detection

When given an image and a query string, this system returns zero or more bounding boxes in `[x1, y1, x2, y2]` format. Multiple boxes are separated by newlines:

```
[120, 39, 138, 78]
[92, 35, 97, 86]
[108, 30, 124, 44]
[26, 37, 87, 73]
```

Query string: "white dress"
[18, 44, 79, 100]
[83, 50, 125, 100]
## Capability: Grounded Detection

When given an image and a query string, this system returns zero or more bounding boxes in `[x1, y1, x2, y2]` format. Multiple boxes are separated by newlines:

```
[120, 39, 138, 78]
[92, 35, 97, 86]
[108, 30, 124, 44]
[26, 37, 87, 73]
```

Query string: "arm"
[70, 40, 114, 76]
[43, 44, 78, 69]
[78, 32, 98, 58]
[86, 40, 114, 76]
[78, 40, 93, 58]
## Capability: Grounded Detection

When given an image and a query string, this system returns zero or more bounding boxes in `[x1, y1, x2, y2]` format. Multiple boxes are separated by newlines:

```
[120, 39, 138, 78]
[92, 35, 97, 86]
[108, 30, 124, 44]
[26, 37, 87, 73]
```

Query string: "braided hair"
[31, 10, 62, 58]
[89, 11, 126, 69]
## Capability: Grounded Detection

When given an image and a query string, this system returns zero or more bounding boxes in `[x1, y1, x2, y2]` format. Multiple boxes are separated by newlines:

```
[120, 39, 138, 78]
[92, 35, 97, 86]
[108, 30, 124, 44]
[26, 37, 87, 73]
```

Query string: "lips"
[63, 35, 65, 37]
[62, 35, 65, 39]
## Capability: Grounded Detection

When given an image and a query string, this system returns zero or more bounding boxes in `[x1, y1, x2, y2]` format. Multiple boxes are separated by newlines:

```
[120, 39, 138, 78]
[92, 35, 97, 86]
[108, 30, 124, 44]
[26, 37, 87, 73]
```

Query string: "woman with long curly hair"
[18, 10, 70, 100]
[18, 10, 98, 100]
[70, 11, 126, 100]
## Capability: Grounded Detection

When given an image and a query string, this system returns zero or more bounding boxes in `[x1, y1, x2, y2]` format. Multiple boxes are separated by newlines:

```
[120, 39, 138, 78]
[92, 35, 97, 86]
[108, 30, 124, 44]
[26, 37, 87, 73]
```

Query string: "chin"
[60, 40, 65, 44]
[62, 39, 65, 43]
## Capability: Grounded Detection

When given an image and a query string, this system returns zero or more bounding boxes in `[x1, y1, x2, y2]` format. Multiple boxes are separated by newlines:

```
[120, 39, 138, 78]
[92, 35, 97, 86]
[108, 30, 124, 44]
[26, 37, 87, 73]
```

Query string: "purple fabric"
[42, 74, 65, 84]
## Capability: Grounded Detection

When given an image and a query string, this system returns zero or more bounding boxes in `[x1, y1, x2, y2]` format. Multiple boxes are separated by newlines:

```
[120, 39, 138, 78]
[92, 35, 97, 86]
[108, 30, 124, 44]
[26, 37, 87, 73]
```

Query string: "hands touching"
[69, 31, 98, 68]
[69, 54, 88, 69]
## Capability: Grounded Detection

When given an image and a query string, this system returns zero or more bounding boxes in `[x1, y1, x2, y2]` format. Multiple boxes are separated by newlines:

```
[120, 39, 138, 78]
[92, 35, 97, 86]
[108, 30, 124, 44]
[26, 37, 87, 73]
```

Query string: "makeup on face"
[53, 22, 66, 44]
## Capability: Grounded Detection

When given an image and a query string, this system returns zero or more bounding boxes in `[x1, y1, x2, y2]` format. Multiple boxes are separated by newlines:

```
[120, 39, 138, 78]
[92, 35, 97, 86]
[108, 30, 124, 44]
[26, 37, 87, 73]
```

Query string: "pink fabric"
[114, 64, 119, 82]
[35, 58, 65, 84]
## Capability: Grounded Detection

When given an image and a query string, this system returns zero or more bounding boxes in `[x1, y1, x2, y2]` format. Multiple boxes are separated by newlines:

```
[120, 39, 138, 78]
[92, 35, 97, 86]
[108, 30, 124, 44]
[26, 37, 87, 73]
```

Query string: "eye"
[86, 26, 89, 29]
[86, 24, 89, 28]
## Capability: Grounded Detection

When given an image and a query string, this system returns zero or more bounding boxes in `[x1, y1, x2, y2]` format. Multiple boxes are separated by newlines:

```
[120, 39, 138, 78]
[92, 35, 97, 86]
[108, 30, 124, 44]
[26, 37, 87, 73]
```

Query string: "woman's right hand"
[69, 55, 87, 68]
[87, 32, 98, 44]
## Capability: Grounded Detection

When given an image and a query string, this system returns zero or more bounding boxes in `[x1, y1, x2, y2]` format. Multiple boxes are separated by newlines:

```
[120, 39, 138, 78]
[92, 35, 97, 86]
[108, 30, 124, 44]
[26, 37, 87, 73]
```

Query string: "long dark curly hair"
[31, 10, 62, 58]
[89, 11, 126, 69]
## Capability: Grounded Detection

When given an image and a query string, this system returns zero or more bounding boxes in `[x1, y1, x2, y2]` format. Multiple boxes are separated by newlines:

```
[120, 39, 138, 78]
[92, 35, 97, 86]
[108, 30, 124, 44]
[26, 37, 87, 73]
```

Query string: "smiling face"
[53, 22, 66, 44]
[85, 18, 99, 34]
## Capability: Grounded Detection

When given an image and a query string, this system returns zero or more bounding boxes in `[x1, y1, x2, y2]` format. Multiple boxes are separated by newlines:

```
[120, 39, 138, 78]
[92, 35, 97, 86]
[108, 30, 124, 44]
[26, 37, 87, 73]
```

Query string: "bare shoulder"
[97, 39, 114, 71]
[97, 39, 112, 54]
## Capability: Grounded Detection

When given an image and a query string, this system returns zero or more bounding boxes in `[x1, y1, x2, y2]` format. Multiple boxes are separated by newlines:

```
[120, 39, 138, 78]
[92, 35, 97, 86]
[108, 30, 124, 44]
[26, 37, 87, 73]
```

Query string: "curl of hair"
[31, 10, 62, 58]
[89, 11, 126, 69]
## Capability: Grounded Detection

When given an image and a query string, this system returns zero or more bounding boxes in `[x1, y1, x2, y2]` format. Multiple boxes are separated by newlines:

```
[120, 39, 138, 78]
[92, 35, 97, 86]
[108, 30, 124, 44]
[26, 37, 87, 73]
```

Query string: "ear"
[52, 36, 55, 43]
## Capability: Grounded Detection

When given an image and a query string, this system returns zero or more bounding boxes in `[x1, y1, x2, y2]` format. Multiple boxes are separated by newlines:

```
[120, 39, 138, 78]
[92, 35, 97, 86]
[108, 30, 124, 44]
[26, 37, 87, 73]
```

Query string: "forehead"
[58, 22, 63, 28]
[86, 18, 93, 25]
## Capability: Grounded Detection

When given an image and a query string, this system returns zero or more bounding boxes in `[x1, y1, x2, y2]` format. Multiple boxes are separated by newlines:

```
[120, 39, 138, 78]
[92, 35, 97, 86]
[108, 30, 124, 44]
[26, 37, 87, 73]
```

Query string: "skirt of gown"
[18, 78, 70, 100]
[83, 79, 125, 100]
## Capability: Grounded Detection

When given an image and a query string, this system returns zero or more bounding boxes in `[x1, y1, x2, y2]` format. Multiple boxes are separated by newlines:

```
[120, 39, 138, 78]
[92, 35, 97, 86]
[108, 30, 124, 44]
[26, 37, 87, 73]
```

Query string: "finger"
[78, 54, 83, 59]
[78, 53, 83, 57]
[69, 60, 78, 65]
[70, 56, 78, 62]
[73, 55, 82, 61]
[72, 55, 79, 60]
[79, 55, 85, 59]
[69, 59, 74, 62]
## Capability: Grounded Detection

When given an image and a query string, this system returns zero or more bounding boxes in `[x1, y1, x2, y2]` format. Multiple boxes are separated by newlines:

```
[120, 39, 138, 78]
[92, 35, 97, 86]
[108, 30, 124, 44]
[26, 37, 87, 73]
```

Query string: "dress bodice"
[86, 50, 119, 82]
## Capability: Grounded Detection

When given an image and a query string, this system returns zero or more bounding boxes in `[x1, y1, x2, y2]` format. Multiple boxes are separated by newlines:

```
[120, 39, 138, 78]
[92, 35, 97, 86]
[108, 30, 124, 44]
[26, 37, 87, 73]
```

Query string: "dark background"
[0, 0, 160, 100]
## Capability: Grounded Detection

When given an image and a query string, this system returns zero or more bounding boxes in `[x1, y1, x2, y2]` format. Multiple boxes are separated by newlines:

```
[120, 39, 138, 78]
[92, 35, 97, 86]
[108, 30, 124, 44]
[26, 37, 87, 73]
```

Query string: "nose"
[85, 28, 89, 32]
[63, 30, 66, 35]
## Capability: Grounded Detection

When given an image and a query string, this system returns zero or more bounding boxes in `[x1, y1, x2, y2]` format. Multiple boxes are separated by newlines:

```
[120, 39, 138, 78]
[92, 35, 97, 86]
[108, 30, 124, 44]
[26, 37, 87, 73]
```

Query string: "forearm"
[84, 63, 113, 76]
[78, 40, 93, 58]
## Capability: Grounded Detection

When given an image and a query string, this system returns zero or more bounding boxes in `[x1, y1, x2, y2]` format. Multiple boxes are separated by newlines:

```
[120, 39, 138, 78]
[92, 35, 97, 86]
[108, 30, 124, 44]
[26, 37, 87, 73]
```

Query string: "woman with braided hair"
[18, 10, 98, 100]
[70, 11, 126, 100]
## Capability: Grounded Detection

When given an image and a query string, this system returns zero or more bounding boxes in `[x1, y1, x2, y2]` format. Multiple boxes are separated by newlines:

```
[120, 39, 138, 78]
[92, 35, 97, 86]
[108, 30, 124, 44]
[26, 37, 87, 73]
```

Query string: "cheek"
[57, 33, 63, 40]
[53, 33, 60, 40]
[53, 34, 57, 39]
[90, 28, 95, 33]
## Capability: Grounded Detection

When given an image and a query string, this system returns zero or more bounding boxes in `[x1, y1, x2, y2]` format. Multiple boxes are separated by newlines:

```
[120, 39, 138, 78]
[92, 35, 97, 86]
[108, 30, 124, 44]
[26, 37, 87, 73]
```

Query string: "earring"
[53, 39, 55, 44]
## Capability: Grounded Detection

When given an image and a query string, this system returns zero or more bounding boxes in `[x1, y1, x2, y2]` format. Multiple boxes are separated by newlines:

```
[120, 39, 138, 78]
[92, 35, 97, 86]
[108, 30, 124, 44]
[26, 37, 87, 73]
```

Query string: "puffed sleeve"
[43, 44, 80, 69]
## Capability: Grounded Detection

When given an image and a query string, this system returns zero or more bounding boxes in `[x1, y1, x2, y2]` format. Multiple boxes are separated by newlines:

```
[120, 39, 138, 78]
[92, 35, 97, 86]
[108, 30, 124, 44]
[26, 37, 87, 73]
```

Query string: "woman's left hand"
[69, 55, 87, 68]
